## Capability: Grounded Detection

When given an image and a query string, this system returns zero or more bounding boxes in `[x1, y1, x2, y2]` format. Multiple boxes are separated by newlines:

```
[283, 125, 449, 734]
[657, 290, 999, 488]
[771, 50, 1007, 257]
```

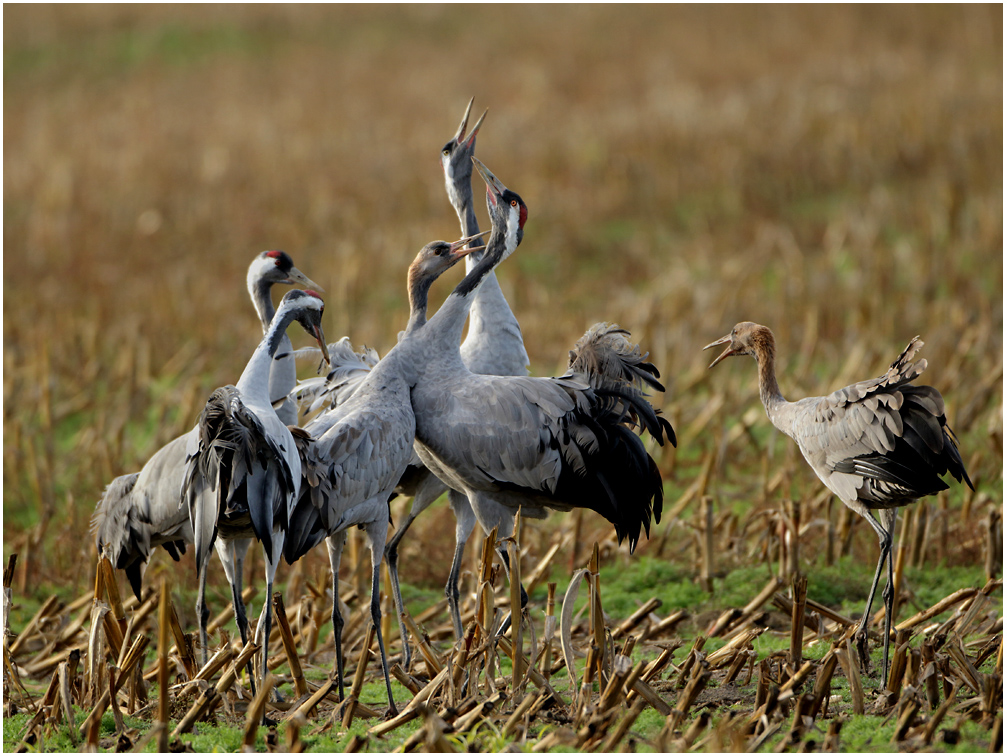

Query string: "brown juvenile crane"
[705, 322, 973, 684]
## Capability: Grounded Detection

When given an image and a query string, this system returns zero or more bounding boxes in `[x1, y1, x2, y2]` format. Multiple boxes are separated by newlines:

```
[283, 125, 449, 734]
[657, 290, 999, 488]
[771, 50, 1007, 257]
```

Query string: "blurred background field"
[2, 5, 1003, 750]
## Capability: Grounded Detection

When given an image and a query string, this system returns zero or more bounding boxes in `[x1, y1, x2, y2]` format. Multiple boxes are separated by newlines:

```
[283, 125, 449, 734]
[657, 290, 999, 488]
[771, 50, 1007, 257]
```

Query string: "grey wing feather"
[568, 322, 665, 393]
[292, 338, 380, 416]
[788, 337, 972, 506]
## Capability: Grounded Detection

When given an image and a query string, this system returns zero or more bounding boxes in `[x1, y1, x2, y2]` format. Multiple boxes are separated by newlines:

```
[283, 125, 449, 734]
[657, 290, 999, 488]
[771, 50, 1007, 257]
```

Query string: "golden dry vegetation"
[3, 5, 1003, 753]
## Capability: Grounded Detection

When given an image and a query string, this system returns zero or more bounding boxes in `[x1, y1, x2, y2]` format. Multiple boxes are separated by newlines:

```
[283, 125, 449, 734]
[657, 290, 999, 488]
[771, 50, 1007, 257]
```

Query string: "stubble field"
[3, 5, 1003, 753]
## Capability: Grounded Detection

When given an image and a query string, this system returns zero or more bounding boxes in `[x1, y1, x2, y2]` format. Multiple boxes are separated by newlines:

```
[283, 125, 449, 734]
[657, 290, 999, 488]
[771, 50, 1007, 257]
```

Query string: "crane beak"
[285, 266, 324, 293]
[452, 97, 475, 143]
[472, 157, 507, 199]
[450, 231, 489, 259]
[452, 98, 487, 147]
[466, 107, 488, 147]
[313, 324, 331, 368]
[703, 335, 737, 369]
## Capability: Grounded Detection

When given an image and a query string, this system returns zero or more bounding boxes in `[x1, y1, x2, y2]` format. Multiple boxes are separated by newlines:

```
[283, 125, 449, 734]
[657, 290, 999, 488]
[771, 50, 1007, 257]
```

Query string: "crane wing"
[284, 390, 415, 564]
[790, 338, 972, 506]
[183, 386, 299, 567]
[414, 372, 668, 551]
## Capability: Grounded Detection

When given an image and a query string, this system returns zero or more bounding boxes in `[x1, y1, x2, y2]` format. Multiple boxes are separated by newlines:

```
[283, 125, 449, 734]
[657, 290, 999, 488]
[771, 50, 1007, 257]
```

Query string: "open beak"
[286, 266, 324, 293]
[450, 231, 489, 260]
[703, 335, 736, 369]
[472, 157, 507, 199]
[452, 98, 488, 147]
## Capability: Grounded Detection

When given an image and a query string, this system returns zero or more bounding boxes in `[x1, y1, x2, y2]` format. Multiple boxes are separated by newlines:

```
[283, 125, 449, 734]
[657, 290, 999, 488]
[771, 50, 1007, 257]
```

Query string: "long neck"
[752, 340, 787, 418]
[247, 274, 275, 333]
[236, 304, 299, 401]
[405, 266, 435, 334]
[423, 219, 509, 353]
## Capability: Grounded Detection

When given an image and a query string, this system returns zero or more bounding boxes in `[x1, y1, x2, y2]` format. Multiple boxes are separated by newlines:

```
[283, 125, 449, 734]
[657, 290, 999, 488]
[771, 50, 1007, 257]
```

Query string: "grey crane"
[291, 101, 532, 668]
[182, 289, 330, 692]
[386, 99, 531, 658]
[92, 251, 321, 607]
[403, 158, 674, 617]
[282, 233, 487, 715]
[704, 321, 973, 682]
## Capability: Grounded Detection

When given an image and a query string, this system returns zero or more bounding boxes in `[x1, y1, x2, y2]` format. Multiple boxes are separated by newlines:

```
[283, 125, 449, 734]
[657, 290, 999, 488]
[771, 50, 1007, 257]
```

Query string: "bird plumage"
[91, 251, 319, 606]
[705, 321, 973, 681]
[281, 236, 483, 713]
[407, 158, 672, 569]
[182, 288, 328, 690]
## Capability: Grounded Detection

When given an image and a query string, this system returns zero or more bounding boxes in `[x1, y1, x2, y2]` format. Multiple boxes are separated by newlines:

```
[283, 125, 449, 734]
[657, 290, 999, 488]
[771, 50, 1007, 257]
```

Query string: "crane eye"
[442, 148, 451, 157]
[510, 200, 518, 207]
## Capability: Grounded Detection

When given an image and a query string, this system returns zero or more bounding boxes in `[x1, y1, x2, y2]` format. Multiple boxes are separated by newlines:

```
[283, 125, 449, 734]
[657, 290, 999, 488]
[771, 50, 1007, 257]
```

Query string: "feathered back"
[92, 470, 190, 600]
[490, 380, 669, 552]
[569, 323, 665, 393]
[801, 336, 973, 507]
[92, 473, 142, 564]
[183, 385, 297, 567]
[566, 323, 676, 448]
[291, 337, 380, 417]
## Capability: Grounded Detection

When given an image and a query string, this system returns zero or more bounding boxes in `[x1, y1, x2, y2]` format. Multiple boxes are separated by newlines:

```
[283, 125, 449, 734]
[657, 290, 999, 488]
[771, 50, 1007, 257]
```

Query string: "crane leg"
[216, 538, 257, 694]
[879, 509, 898, 687]
[365, 518, 398, 717]
[445, 489, 477, 641]
[854, 511, 893, 680]
[495, 546, 529, 639]
[385, 508, 419, 672]
[195, 554, 211, 668]
[254, 533, 282, 725]
[326, 532, 347, 702]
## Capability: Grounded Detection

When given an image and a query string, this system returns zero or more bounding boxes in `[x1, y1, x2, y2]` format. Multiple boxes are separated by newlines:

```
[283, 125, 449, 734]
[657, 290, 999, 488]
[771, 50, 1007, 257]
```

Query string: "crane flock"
[91, 100, 973, 711]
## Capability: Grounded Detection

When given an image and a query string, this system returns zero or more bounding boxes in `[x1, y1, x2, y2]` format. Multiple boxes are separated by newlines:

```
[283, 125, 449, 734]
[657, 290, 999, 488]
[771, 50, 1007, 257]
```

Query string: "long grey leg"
[385, 508, 419, 671]
[445, 489, 478, 640]
[879, 509, 898, 686]
[216, 538, 256, 693]
[252, 532, 283, 725]
[326, 533, 347, 701]
[364, 517, 398, 716]
[854, 510, 894, 678]
[195, 551, 211, 668]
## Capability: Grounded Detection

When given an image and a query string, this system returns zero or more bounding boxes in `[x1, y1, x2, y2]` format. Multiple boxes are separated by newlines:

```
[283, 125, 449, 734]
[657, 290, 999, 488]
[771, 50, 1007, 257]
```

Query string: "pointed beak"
[313, 324, 331, 367]
[449, 231, 489, 259]
[465, 107, 488, 148]
[472, 157, 507, 199]
[703, 335, 736, 369]
[285, 266, 324, 293]
[452, 97, 475, 144]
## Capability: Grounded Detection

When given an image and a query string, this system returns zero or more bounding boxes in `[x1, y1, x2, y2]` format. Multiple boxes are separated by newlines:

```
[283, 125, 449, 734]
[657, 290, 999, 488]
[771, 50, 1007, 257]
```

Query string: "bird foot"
[383, 704, 399, 720]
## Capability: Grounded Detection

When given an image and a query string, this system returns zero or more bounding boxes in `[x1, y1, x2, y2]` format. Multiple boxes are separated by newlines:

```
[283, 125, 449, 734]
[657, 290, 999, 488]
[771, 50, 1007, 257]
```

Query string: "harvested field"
[3, 5, 1003, 753]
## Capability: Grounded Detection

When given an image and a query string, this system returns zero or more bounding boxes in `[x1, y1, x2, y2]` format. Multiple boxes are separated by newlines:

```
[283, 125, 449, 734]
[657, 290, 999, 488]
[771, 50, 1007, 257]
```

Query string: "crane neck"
[751, 338, 787, 416]
[247, 274, 275, 333]
[419, 219, 508, 352]
[236, 302, 300, 400]
[405, 265, 434, 334]
[458, 200, 484, 265]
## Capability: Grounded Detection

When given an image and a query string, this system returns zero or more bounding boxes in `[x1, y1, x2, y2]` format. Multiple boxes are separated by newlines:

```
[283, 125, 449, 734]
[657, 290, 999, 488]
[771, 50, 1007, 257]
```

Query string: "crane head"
[441, 97, 488, 183]
[472, 157, 527, 254]
[704, 322, 774, 368]
[251, 250, 324, 292]
[282, 289, 330, 367]
[410, 232, 489, 283]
